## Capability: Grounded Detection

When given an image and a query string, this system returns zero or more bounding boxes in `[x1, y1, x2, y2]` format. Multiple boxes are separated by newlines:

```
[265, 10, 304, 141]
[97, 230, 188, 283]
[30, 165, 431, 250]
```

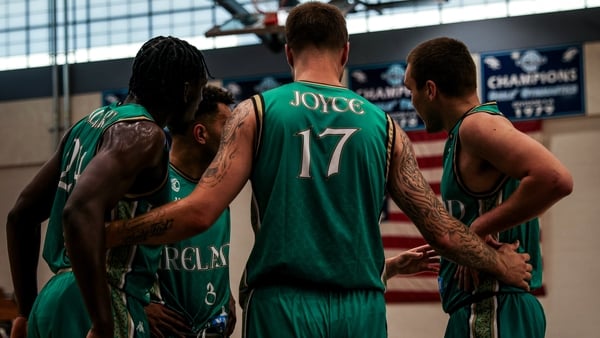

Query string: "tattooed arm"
[104, 99, 257, 248]
[386, 121, 532, 290]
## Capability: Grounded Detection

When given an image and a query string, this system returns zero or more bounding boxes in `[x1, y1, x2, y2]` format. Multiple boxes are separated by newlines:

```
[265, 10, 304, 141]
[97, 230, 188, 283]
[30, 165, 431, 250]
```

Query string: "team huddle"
[6, 2, 572, 338]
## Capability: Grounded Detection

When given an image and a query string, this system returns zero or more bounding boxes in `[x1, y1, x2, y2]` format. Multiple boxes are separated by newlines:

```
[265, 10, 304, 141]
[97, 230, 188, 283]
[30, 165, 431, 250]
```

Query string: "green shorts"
[28, 270, 150, 338]
[242, 285, 387, 338]
[444, 292, 545, 338]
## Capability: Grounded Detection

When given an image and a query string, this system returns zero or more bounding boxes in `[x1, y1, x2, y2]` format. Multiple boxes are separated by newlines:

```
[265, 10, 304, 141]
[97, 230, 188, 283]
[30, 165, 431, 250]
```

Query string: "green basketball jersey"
[243, 81, 394, 293]
[44, 102, 169, 303]
[154, 164, 231, 334]
[438, 102, 543, 314]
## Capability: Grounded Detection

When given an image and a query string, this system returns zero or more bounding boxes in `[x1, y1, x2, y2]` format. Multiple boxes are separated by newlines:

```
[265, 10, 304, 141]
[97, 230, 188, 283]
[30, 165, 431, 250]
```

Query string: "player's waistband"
[446, 290, 536, 314]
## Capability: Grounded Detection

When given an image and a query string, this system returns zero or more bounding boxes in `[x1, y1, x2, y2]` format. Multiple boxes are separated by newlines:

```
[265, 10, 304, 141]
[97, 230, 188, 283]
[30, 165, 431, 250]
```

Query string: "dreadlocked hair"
[128, 35, 211, 113]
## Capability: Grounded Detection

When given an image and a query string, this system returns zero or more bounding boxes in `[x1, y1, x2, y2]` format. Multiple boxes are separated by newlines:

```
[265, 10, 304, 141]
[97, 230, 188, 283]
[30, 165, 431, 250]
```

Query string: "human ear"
[193, 123, 207, 144]
[285, 45, 294, 68]
[341, 42, 349, 67]
[426, 80, 436, 99]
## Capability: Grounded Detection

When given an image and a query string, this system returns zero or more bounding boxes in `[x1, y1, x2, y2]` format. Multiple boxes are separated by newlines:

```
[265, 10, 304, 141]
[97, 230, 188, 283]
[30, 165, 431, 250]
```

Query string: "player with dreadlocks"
[6, 35, 209, 338]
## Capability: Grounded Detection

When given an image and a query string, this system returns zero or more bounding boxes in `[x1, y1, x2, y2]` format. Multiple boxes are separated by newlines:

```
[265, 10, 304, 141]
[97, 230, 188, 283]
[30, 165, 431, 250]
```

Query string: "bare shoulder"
[388, 120, 420, 186]
[100, 120, 166, 159]
[459, 112, 515, 145]
[222, 98, 256, 144]
[392, 121, 413, 160]
[201, 98, 256, 187]
[235, 97, 255, 112]
[461, 112, 513, 131]
[231, 98, 255, 124]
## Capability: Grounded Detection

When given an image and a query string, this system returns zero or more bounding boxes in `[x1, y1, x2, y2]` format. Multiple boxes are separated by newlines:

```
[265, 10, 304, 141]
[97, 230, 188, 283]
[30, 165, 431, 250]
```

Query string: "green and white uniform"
[439, 102, 545, 338]
[28, 102, 169, 338]
[152, 164, 231, 337]
[241, 81, 394, 337]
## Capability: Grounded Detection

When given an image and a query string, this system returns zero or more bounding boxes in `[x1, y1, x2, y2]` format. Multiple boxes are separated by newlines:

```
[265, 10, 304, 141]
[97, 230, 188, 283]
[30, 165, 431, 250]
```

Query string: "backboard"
[205, 0, 293, 37]
[205, 12, 286, 37]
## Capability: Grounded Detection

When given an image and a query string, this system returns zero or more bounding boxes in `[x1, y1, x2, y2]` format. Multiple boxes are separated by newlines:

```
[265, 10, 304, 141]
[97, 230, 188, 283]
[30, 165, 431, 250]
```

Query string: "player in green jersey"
[133, 84, 439, 338]
[6, 36, 209, 338]
[144, 85, 237, 338]
[104, 3, 534, 337]
[404, 37, 573, 338]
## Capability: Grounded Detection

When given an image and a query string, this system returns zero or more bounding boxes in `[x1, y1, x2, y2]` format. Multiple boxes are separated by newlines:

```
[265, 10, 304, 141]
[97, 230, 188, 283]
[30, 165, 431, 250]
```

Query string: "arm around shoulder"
[106, 98, 257, 247]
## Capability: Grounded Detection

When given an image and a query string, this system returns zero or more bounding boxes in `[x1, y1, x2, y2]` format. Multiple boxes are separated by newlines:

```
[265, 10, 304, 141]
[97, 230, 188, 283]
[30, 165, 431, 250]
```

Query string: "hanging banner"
[347, 62, 424, 131]
[223, 73, 293, 103]
[480, 44, 585, 120]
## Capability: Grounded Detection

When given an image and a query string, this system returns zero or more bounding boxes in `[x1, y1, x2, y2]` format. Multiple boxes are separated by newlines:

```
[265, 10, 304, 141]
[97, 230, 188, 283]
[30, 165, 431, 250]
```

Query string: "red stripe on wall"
[382, 236, 427, 248]
[417, 155, 443, 169]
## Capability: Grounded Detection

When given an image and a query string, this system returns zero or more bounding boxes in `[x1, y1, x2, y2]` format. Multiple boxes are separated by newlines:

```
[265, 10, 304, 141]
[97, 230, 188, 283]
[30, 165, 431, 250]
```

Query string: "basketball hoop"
[252, 0, 292, 26]
[263, 11, 278, 26]
[204, 0, 294, 44]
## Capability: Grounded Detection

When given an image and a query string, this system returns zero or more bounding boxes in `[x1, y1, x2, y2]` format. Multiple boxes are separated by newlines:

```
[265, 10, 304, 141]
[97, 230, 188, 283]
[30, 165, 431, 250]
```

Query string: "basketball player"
[404, 37, 573, 338]
[144, 85, 237, 338]
[104, 3, 533, 337]
[6, 36, 209, 338]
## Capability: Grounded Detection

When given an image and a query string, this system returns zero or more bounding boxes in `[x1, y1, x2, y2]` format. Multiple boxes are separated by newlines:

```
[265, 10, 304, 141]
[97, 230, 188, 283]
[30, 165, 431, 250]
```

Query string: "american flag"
[382, 120, 544, 303]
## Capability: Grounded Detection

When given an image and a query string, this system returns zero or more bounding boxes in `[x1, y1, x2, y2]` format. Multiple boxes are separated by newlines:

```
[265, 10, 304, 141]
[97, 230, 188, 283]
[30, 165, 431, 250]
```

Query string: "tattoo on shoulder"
[201, 99, 252, 187]
[388, 131, 447, 239]
[391, 132, 431, 200]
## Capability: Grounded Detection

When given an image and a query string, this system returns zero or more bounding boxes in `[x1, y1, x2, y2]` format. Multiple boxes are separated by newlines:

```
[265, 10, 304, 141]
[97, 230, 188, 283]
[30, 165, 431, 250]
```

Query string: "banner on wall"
[223, 73, 293, 103]
[347, 62, 425, 131]
[480, 44, 585, 120]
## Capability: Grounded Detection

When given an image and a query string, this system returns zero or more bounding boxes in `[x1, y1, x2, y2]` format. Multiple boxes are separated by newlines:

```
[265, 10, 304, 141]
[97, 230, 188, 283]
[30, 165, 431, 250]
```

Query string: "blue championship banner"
[480, 44, 585, 120]
[347, 62, 425, 131]
[223, 73, 293, 103]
